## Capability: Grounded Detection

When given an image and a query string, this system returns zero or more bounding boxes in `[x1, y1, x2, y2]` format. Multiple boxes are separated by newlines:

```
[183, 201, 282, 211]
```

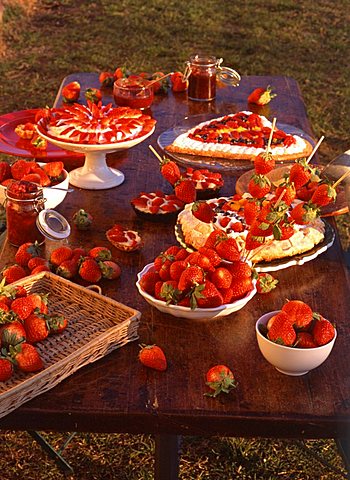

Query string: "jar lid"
[217, 67, 241, 87]
[36, 209, 71, 240]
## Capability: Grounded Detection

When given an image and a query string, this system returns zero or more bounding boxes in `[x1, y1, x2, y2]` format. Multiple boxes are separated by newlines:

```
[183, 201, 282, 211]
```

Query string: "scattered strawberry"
[310, 183, 337, 207]
[138, 344, 167, 371]
[47, 314, 68, 334]
[85, 87, 102, 104]
[248, 85, 276, 105]
[89, 246, 112, 261]
[56, 258, 79, 279]
[191, 201, 215, 223]
[170, 71, 188, 92]
[160, 157, 181, 185]
[99, 71, 115, 88]
[113, 67, 124, 80]
[205, 364, 236, 397]
[174, 178, 196, 203]
[79, 258, 102, 283]
[10, 342, 43, 373]
[248, 174, 271, 199]
[2, 264, 27, 284]
[62, 81, 81, 103]
[312, 314, 335, 346]
[15, 241, 41, 267]
[99, 260, 121, 280]
[72, 209, 93, 230]
[256, 273, 278, 294]
[50, 246, 73, 267]
[27, 257, 48, 271]
[31, 265, 51, 275]
[0, 357, 14, 381]
[281, 299, 313, 329]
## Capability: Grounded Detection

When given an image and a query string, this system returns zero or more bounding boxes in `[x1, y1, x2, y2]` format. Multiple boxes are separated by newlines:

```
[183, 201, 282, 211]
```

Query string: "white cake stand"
[37, 127, 155, 190]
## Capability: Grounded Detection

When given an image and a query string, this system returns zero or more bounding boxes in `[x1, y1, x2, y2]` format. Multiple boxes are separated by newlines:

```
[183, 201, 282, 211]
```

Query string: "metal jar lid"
[36, 209, 71, 240]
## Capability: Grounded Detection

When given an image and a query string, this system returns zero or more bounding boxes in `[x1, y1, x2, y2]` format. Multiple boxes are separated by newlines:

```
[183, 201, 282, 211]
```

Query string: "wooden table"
[0, 74, 349, 479]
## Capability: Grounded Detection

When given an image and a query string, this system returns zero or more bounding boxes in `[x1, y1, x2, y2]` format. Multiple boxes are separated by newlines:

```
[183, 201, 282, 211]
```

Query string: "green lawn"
[0, 1, 349, 478]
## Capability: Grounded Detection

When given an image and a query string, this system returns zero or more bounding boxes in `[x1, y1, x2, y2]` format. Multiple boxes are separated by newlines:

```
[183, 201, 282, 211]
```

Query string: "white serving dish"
[136, 263, 257, 320]
[255, 310, 337, 376]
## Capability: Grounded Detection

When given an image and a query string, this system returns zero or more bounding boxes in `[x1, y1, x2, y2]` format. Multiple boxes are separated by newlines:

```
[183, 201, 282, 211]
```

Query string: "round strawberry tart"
[182, 167, 224, 199]
[131, 191, 184, 222]
[37, 101, 156, 145]
[177, 196, 326, 264]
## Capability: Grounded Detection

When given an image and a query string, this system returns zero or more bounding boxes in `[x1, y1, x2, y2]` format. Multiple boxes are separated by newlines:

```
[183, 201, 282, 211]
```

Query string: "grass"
[0, 0, 349, 478]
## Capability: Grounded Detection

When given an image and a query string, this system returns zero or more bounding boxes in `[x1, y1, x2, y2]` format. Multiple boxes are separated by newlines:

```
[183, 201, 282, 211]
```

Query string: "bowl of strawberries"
[136, 245, 257, 320]
[256, 300, 337, 376]
[0, 159, 69, 209]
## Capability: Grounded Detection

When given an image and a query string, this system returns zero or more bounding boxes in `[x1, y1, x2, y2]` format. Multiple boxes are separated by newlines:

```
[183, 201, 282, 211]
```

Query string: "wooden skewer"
[149, 145, 163, 163]
[143, 72, 173, 89]
[274, 189, 285, 207]
[333, 169, 350, 189]
[266, 118, 277, 153]
[306, 135, 324, 164]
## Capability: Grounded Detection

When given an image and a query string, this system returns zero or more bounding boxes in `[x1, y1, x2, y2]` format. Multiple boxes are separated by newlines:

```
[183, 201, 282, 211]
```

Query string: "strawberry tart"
[131, 191, 184, 222]
[165, 111, 312, 162]
[176, 196, 326, 264]
[37, 101, 156, 145]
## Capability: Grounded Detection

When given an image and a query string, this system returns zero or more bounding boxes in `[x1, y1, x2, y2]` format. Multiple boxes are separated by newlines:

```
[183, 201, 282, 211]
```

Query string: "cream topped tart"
[131, 191, 184, 221]
[37, 101, 156, 145]
[165, 111, 312, 161]
[177, 196, 325, 264]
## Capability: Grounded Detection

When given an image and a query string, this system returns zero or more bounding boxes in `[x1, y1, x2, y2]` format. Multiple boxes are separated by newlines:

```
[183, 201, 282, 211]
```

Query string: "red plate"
[0, 109, 83, 160]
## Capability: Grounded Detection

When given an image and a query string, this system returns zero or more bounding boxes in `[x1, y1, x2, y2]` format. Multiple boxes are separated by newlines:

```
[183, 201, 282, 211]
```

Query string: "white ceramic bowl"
[256, 310, 337, 376]
[0, 163, 69, 209]
[136, 263, 257, 320]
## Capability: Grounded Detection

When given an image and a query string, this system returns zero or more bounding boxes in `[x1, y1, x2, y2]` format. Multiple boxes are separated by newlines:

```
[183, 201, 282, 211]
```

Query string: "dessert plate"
[158, 114, 315, 172]
[0, 109, 83, 159]
[174, 220, 335, 273]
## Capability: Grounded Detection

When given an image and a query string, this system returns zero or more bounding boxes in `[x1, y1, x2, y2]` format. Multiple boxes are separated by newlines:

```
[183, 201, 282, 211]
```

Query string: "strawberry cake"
[165, 111, 312, 162]
[37, 101, 156, 145]
[131, 191, 184, 222]
[177, 196, 326, 264]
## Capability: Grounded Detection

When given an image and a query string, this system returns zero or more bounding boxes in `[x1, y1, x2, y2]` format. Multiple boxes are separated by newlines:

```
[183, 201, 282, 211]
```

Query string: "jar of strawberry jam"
[5, 180, 46, 246]
[186, 55, 241, 101]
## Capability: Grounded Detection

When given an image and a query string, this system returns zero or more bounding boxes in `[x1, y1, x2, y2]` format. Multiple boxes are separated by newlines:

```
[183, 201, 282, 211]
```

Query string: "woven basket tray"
[0, 271, 141, 419]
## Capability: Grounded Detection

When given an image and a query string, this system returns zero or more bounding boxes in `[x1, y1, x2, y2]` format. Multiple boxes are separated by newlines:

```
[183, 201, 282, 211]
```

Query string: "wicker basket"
[0, 271, 141, 419]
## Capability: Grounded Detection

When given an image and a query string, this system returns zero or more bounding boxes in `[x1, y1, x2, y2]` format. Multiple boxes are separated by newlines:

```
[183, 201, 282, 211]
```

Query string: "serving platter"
[0, 109, 83, 160]
[158, 113, 315, 172]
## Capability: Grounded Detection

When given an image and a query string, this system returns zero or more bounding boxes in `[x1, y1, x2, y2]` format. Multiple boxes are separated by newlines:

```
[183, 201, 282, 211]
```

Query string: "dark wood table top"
[0, 74, 349, 440]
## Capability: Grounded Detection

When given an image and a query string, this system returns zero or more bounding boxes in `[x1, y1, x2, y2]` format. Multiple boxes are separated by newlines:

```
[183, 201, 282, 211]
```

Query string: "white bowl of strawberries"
[136, 245, 257, 320]
[256, 300, 337, 376]
[0, 160, 69, 209]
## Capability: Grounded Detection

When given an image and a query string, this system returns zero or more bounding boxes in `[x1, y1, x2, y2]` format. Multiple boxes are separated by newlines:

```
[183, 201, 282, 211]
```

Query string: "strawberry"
[170, 71, 188, 92]
[243, 199, 261, 225]
[0, 357, 14, 381]
[88, 246, 112, 261]
[227, 260, 252, 280]
[205, 364, 236, 397]
[72, 209, 93, 230]
[254, 151, 275, 175]
[215, 237, 240, 262]
[99, 260, 121, 280]
[267, 312, 296, 346]
[174, 248, 189, 261]
[178, 265, 204, 292]
[10, 159, 33, 180]
[24, 312, 49, 343]
[0, 321, 26, 347]
[281, 299, 313, 329]
[2, 264, 27, 284]
[139, 270, 161, 295]
[50, 246, 73, 267]
[47, 314, 68, 334]
[154, 252, 176, 271]
[198, 247, 222, 267]
[99, 71, 115, 87]
[209, 267, 232, 289]
[31, 135, 48, 151]
[248, 174, 271, 199]
[85, 87, 102, 104]
[312, 314, 335, 346]
[15, 241, 41, 267]
[289, 160, 313, 189]
[10, 342, 43, 372]
[79, 258, 102, 283]
[204, 230, 227, 249]
[56, 258, 79, 279]
[174, 178, 196, 203]
[256, 273, 278, 294]
[62, 81, 81, 103]
[277, 221, 295, 241]
[21, 173, 41, 184]
[169, 260, 188, 281]
[138, 344, 167, 371]
[274, 182, 296, 206]
[249, 219, 273, 237]
[192, 280, 223, 308]
[245, 232, 265, 251]
[158, 260, 172, 281]
[290, 202, 319, 225]
[158, 280, 181, 305]
[14, 123, 36, 140]
[31, 167, 51, 186]
[42, 161, 64, 179]
[27, 257, 48, 271]
[113, 67, 125, 80]
[247, 85, 276, 105]
[230, 277, 253, 301]
[311, 183, 337, 207]
[295, 332, 317, 348]
[34, 107, 51, 123]
[10, 294, 47, 321]
[13, 285, 28, 299]
[296, 181, 319, 201]
[31, 265, 50, 275]
[186, 252, 215, 272]
[160, 157, 181, 185]
[0, 301, 10, 313]
[0, 161, 11, 183]
[191, 201, 215, 223]
[266, 311, 289, 331]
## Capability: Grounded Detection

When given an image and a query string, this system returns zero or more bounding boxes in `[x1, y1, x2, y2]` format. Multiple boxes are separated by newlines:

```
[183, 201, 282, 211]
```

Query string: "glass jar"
[113, 76, 154, 110]
[185, 54, 241, 102]
[5, 181, 46, 247]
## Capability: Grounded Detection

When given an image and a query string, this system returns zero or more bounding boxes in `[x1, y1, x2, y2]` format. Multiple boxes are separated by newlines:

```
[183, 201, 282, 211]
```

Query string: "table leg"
[28, 431, 75, 475]
[154, 434, 181, 480]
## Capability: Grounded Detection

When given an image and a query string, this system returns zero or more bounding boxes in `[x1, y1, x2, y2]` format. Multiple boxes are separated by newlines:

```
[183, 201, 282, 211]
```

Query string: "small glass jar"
[113, 76, 154, 110]
[5, 181, 46, 247]
[185, 54, 241, 102]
